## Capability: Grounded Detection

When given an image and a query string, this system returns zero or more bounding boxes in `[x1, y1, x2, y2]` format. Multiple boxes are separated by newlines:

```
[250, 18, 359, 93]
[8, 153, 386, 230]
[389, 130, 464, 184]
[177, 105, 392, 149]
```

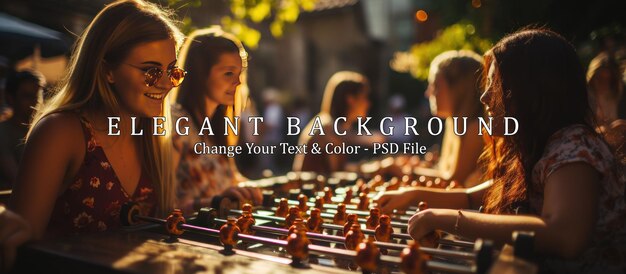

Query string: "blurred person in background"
[586, 52, 625, 163]
[0, 56, 12, 122]
[293, 71, 384, 175]
[0, 69, 45, 189]
[375, 50, 486, 213]
[170, 27, 261, 214]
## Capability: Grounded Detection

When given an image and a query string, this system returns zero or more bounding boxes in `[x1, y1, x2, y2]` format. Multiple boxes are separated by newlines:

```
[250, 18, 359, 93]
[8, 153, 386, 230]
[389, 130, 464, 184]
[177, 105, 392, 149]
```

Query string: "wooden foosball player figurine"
[323, 187, 333, 203]
[355, 237, 379, 274]
[357, 192, 370, 210]
[345, 223, 365, 250]
[286, 229, 310, 268]
[233, 204, 414, 243]
[333, 203, 348, 225]
[306, 208, 324, 233]
[343, 214, 359, 235]
[228, 199, 528, 267]
[165, 209, 186, 242]
[298, 194, 309, 212]
[235, 210, 255, 235]
[224, 206, 409, 251]
[345, 223, 366, 270]
[314, 196, 324, 209]
[265, 196, 412, 229]
[120, 202, 504, 274]
[276, 198, 289, 217]
[375, 214, 393, 255]
[285, 206, 301, 228]
[343, 188, 353, 204]
[241, 203, 253, 214]
[400, 240, 430, 274]
[365, 208, 380, 229]
[243, 197, 501, 256]
[219, 218, 240, 255]
[236, 197, 468, 250]
[288, 218, 308, 235]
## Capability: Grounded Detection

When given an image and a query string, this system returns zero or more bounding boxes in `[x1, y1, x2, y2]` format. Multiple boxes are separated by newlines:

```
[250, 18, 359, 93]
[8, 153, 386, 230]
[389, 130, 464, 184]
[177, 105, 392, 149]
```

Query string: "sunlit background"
[1, 0, 624, 177]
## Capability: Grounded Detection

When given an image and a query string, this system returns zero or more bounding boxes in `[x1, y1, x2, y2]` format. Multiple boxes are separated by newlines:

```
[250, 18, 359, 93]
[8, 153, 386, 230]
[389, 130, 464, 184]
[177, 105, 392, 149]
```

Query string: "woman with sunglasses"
[169, 27, 262, 215]
[6, 0, 184, 243]
[405, 29, 626, 273]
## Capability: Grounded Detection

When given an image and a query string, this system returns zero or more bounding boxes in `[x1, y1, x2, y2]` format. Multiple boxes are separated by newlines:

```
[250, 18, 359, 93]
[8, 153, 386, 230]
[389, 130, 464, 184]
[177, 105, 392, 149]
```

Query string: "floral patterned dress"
[47, 114, 156, 235]
[171, 105, 235, 214]
[530, 125, 626, 273]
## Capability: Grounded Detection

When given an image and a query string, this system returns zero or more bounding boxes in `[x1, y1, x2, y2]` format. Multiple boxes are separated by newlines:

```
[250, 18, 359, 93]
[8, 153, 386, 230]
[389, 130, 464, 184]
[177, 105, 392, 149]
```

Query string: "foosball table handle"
[474, 238, 494, 274]
[512, 231, 535, 262]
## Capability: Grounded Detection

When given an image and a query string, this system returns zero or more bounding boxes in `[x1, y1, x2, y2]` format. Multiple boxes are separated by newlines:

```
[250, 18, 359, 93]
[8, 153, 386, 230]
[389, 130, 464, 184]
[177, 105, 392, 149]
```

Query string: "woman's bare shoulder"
[27, 112, 84, 153]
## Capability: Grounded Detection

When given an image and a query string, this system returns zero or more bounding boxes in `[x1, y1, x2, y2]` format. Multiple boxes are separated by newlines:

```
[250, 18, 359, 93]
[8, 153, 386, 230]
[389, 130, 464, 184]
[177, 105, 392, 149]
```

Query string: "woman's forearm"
[431, 209, 584, 258]
[402, 180, 491, 210]
[412, 166, 444, 179]
[403, 187, 469, 209]
[438, 210, 546, 245]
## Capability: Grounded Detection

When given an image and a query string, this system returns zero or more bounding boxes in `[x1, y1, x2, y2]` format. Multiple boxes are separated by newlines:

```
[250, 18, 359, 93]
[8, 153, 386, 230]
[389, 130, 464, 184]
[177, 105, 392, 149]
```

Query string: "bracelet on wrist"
[454, 210, 463, 233]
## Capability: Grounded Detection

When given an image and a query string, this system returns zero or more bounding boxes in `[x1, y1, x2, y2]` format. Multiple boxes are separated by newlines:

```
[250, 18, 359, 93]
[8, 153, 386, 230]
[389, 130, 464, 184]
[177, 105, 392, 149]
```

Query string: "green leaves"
[221, 16, 262, 49]
[391, 23, 493, 80]
[224, 0, 319, 48]
[162, 0, 318, 49]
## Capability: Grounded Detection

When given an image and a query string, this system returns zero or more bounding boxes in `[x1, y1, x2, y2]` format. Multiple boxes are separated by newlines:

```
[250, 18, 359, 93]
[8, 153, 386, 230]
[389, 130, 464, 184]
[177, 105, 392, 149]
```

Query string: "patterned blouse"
[530, 125, 626, 273]
[47, 114, 156, 235]
[171, 105, 235, 214]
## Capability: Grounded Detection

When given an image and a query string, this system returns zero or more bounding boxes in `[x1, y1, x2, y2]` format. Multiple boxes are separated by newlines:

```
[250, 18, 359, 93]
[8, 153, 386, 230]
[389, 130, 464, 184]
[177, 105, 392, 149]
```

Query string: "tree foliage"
[391, 23, 493, 80]
[165, 0, 317, 49]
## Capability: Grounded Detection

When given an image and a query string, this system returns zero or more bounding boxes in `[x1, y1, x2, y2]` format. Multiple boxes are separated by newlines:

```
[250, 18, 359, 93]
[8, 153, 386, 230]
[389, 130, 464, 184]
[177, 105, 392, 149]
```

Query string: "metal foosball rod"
[230, 208, 414, 241]
[201, 212, 475, 260]
[266, 194, 410, 230]
[120, 202, 495, 274]
[269, 196, 413, 226]
[237, 200, 464, 244]
[229, 200, 474, 248]
[265, 183, 450, 223]
[261, 195, 477, 249]
[265, 204, 409, 229]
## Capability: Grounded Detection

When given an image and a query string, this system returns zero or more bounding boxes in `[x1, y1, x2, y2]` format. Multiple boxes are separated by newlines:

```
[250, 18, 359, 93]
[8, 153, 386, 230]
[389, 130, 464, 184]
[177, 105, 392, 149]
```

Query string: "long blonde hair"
[428, 50, 484, 118]
[27, 0, 183, 216]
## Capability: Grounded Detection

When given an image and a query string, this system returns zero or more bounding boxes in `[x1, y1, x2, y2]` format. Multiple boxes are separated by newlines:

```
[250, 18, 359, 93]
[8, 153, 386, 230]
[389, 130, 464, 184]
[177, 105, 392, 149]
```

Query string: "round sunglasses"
[124, 63, 187, 87]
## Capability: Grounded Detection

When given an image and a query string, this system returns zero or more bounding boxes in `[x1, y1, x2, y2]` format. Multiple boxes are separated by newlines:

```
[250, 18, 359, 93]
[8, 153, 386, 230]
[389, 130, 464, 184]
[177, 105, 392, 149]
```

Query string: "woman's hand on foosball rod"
[408, 208, 453, 248]
[221, 186, 263, 206]
[374, 188, 419, 214]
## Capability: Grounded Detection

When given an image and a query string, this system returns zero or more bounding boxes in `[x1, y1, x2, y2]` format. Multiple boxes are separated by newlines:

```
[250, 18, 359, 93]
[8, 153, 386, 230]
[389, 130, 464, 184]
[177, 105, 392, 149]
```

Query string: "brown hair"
[320, 71, 370, 119]
[172, 27, 248, 147]
[481, 28, 595, 214]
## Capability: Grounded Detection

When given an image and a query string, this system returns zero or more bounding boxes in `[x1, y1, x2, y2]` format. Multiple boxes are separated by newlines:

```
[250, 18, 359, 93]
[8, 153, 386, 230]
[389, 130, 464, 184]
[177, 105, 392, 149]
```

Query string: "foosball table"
[13, 171, 538, 274]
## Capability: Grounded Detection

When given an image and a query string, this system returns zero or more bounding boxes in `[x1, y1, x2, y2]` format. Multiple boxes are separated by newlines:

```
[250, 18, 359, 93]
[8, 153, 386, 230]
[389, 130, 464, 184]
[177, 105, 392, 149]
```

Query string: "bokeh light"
[415, 10, 428, 22]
